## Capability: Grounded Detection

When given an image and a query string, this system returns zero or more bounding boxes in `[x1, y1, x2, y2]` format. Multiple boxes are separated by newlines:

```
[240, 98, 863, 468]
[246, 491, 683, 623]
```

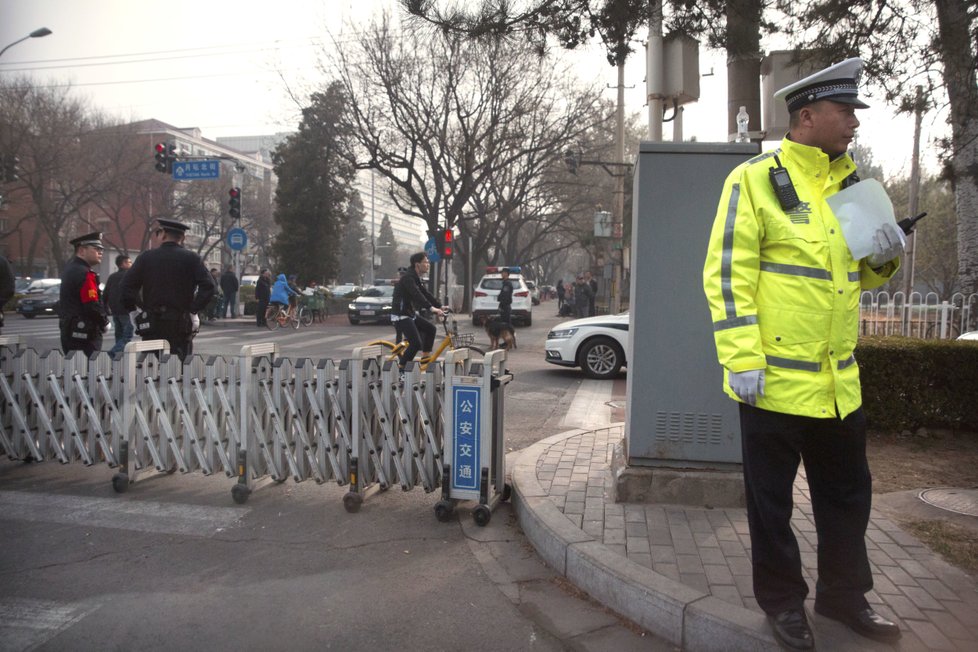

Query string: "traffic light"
[563, 148, 579, 175]
[442, 228, 453, 259]
[166, 143, 177, 173]
[228, 187, 241, 218]
[2, 155, 20, 183]
[154, 143, 168, 173]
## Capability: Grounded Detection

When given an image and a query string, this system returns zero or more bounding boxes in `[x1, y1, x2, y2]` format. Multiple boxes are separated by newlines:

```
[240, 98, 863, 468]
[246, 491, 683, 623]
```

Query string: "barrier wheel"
[473, 504, 492, 527]
[111, 472, 129, 493]
[343, 491, 363, 513]
[501, 483, 512, 502]
[231, 484, 251, 505]
[434, 500, 454, 522]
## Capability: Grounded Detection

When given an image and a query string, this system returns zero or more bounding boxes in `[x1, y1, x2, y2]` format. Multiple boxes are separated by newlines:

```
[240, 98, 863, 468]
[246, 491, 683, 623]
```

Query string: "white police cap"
[774, 57, 870, 113]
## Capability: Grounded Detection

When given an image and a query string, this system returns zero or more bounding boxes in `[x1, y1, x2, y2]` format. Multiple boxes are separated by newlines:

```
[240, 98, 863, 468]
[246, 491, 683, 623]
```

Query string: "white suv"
[472, 266, 533, 326]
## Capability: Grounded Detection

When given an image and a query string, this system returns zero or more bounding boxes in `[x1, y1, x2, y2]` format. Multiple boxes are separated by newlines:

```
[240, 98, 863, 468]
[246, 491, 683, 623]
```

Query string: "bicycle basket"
[453, 332, 475, 349]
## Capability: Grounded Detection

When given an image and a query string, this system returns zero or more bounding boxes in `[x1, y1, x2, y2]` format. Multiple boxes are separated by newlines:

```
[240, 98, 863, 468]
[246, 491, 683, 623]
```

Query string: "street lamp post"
[0, 27, 53, 59]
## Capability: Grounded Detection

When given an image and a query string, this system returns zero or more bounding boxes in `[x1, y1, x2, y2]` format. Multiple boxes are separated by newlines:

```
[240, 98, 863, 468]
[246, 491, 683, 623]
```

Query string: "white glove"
[729, 369, 765, 406]
[190, 313, 200, 332]
[867, 224, 904, 268]
[129, 310, 140, 328]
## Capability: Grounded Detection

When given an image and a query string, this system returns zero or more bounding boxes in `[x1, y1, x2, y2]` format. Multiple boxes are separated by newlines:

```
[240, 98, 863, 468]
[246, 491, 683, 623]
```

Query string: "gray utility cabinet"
[626, 141, 758, 469]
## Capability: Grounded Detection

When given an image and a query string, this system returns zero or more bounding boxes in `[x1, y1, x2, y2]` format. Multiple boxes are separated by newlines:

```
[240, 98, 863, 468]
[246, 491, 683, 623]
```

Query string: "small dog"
[485, 317, 517, 351]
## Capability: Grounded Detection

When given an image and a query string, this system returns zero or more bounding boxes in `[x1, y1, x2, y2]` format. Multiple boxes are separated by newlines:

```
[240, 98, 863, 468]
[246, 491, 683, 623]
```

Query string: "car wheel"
[349, 317, 360, 325]
[579, 337, 624, 379]
[22, 314, 35, 319]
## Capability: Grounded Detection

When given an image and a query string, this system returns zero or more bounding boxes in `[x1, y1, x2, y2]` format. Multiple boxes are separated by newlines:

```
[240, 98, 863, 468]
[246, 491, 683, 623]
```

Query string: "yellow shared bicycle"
[366, 310, 485, 370]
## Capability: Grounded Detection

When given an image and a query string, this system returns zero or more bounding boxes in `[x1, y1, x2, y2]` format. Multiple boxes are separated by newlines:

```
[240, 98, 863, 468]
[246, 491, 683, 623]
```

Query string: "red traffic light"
[443, 229, 453, 258]
[229, 187, 240, 198]
[155, 143, 166, 153]
[228, 187, 242, 218]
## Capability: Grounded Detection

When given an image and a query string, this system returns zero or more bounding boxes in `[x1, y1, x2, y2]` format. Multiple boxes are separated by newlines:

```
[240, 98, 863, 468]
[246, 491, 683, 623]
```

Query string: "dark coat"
[220, 270, 239, 295]
[122, 242, 215, 314]
[255, 275, 271, 303]
[498, 278, 514, 308]
[102, 268, 128, 315]
[392, 268, 441, 317]
[59, 256, 107, 326]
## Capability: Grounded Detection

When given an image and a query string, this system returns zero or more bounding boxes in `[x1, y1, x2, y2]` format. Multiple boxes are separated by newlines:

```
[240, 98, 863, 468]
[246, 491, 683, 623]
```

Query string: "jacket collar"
[779, 136, 858, 187]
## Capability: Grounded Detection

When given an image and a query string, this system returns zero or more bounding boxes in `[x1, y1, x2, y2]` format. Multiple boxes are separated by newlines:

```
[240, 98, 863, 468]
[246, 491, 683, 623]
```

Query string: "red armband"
[80, 271, 99, 304]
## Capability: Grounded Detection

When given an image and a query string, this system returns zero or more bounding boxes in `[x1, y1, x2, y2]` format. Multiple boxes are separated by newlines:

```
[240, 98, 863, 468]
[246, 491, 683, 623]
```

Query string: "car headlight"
[348, 303, 356, 310]
[547, 327, 578, 339]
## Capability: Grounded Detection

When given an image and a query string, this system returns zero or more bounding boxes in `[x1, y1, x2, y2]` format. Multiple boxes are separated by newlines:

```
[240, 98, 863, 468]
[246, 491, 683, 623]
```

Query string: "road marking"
[0, 491, 247, 537]
[560, 379, 612, 429]
[0, 597, 99, 650]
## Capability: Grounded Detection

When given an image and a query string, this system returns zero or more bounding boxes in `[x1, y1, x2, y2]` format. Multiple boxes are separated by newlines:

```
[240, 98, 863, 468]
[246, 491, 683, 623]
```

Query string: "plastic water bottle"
[736, 106, 749, 143]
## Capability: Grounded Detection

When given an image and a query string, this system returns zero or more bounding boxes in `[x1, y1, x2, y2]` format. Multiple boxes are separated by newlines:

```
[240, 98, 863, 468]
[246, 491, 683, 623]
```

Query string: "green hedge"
[240, 285, 257, 316]
[858, 336, 978, 432]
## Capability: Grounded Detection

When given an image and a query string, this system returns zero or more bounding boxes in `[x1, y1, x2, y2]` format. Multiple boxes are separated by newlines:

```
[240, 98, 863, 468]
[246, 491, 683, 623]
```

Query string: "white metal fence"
[859, 291, 978, 339]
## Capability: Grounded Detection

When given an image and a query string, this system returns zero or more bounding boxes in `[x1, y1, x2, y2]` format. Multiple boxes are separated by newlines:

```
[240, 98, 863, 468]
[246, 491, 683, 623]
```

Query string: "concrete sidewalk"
[511, 387, 978, 650]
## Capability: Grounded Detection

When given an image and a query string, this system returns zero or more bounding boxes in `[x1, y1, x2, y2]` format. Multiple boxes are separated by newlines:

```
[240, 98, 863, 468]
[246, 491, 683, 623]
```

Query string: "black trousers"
[256, 298, 269, 326]
[142, 322, 193, 361]
[399, 316, 436, 367]
[739, 403, 873, 615]
[498, 304, 512, 324]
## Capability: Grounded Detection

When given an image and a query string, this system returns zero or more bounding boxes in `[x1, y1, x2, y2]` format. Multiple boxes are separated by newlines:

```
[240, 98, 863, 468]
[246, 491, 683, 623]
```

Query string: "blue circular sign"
[226, 227, 247, 251]
[424, 237, 441, 263]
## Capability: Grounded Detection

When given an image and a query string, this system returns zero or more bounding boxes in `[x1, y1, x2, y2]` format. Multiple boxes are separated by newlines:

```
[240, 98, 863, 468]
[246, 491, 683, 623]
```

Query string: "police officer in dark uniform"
[59, 232, 108, 357]
[121, 219, 215, 360]
[497, 267, 514, 324]
[0, 254, 14, 335]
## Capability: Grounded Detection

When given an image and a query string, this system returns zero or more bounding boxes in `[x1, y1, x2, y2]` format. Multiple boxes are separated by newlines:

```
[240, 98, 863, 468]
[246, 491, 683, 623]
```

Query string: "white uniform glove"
[729, 369, 765, 406]
[129, 310, 140, 328]
[190, 313, 200, 332]
[867, 224, 905, 268]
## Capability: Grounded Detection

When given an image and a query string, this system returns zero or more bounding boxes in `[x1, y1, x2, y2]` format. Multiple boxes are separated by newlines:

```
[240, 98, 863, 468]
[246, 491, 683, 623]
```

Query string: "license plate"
[361, 310, 375, 316]
[21, 305, 33, 311]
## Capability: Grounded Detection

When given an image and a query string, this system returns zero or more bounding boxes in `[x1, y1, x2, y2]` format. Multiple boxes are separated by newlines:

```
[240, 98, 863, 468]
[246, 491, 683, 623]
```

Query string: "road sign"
[424, 237, 441, 263]
[172, 160, 221, 180]
[226, 228, 247, 251]
[450, 384, 481, 493]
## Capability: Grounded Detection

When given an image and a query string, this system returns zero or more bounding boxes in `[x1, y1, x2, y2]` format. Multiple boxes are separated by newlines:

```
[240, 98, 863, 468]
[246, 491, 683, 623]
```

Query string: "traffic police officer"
[497, 267, 514, 324]
[703, 58, 903, 649]
[59, 232, 108, 357]
[122, 219, 215, 360]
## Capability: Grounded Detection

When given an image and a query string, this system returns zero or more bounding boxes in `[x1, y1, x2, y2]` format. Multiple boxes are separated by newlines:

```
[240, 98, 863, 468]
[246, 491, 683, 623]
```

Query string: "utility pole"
[903, 85, 924, 299]
[646, 0, 664, 141]
[369, 171, 376, 287]
[612, 62, 626, 314]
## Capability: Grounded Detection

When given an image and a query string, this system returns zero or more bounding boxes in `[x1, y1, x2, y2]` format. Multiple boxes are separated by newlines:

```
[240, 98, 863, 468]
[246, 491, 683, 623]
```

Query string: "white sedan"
[545, 313, 629, 379]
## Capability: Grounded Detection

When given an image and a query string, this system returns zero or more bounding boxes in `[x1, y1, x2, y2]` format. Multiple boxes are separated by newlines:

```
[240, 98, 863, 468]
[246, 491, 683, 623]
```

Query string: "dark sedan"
[348, 286, 395, 325]
[17, 285, 61, 319]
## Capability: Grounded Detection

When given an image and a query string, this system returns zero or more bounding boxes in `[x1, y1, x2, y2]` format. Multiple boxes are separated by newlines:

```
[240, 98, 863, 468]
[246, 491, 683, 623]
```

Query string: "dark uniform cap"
[774, 57, 870, 113]
[156, 218, 189, 233]
[70, 232, 103, 248]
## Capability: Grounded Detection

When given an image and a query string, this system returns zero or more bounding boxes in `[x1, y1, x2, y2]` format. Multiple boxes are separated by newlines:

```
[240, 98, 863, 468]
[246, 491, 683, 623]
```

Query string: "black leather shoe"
[815, 604, 901, 643]
[768, 609, 815, 650]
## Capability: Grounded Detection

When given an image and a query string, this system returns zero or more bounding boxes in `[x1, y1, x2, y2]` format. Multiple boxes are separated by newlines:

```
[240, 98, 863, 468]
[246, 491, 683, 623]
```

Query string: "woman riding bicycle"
[270, 273, 299, 316]
[391, 252, 445, 369]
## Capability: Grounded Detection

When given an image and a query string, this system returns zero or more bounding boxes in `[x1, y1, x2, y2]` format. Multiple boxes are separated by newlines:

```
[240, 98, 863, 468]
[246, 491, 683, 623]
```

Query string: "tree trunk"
[725, 0, 763, 138]
[934, 0, 978, 294]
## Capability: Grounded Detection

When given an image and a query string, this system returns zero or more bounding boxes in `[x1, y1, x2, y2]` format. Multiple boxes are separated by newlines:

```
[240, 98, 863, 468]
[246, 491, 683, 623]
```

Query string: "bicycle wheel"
[265, 306, 281, 330]
[291, 309, 301, 329]
[299, 306, 313, 327]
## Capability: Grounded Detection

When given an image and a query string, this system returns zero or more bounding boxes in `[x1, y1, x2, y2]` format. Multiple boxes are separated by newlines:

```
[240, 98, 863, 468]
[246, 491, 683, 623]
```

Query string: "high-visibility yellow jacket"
[703, 137, 898, 419]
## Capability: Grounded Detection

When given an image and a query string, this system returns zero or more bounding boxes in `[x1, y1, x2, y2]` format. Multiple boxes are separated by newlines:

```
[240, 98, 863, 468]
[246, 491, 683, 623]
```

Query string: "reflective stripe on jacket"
[703, 137, 898, 419]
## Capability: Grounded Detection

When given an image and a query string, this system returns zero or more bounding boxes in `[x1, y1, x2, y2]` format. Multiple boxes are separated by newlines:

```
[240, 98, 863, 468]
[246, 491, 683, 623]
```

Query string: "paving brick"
[709, 584, 744, 608]
[628, 552, 653, 569]
[693, 532, 719, 548]
[878, 563, 918, 587]
[727, 555, 752, 577]
[649, 528, 673, 546]
[652, 562, 680, 581]
[878, 541, 912, 560]
[623, 505, 645, 522]
[719, 539, 745, 557]
[866, 528, 894, 544]
[923, 610, 972, 643]
[881, 593, 925, 621]
[733, 574, 754, 598]
[605, 543, 626, 557]
[943, 599, 978, 628]
[898, 558, 938, 580]
[905, 618, 956, 650]
[602, 528, 625, 545]
[625, 536, 650, 555]
[872, 573, 902, 596]
[650, 544, 676, 564]
[917, 577, 961, 602]
[704, 564, 734, 585]
[625, 521, 648, 538]
[582, 519, 604, 537]
[677, 554, 704, 575]
[868, 548, 897, 567]
[901, 585, 944, 611]
[698, 547, 725, 565]
[680, 572, 710, 593]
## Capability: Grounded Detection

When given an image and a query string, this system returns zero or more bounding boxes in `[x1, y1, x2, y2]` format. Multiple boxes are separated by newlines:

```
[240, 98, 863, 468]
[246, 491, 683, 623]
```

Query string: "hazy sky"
[1, 0, 944, 177]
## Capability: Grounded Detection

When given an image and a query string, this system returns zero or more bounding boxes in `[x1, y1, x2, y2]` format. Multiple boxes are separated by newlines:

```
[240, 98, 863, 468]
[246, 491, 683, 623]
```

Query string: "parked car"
[471, 266, 533, 326]
[545, 312, 630, 379]
[348, 285, 395, 325]
[525, 280, 541, 305]
[331, 283, 360, 298]
[23, 278, 61, 294]
[17, 284, 62, 319]
[957, 331, 978, 341]
[15, 278, 32, 293]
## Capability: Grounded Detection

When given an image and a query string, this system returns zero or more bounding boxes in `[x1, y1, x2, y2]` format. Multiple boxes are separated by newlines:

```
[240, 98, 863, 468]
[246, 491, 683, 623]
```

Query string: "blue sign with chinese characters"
[226, 227, 247, 251]
[172, 160, 220, 180]
[451, 385, 481, 492]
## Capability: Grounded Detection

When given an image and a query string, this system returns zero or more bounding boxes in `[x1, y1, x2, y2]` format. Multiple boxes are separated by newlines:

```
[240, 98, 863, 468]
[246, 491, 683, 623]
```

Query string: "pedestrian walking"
[220, 265, 239, 318]
[206, 268, 223, 321]
[103, 254, 133, 355]
[703, 57, 903, 651]
[122, 219, 215, 361]
[255, 269, 271, 327]
[59, 232, 108, 357]
[555, 277, 564, 313]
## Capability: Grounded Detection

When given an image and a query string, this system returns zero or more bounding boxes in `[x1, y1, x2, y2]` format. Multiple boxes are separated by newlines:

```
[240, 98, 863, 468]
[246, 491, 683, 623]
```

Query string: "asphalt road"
[0, 307, 667, 651]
